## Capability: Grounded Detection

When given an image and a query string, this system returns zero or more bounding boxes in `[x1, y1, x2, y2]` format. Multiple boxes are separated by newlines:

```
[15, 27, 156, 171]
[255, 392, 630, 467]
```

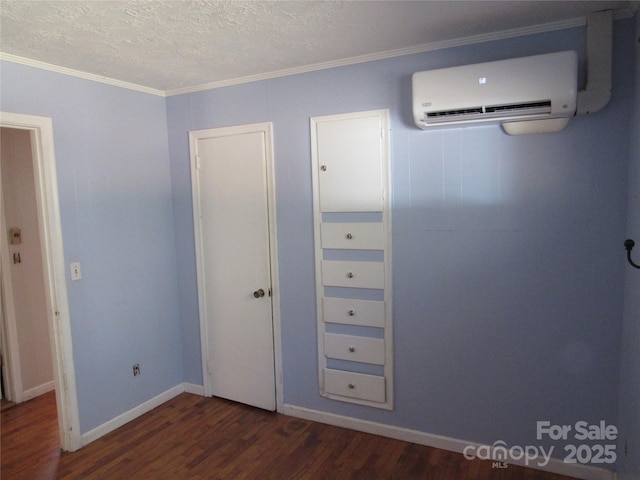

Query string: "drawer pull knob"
[346, 233, 353, 240]
[348, 346, 356, 353]
[320, 165, 327, 171]
[348, 383, 355, 389]
[348, 309, 355, 316]
[346, 272, 354, 278]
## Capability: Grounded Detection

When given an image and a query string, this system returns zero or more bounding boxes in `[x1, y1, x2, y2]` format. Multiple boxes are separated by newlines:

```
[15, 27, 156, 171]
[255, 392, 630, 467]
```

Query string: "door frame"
[1, 193, 22, 402]
[189, 122, 283, 412]
[0, 111, 81, 451]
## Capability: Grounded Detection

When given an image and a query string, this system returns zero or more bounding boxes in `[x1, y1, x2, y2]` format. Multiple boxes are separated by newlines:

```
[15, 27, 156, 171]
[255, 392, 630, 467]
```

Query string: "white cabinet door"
[313, 113, 385, 212]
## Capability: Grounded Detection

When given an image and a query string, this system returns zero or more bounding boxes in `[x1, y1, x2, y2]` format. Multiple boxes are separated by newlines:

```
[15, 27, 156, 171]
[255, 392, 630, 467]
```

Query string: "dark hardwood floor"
[1, 391, 579, 479]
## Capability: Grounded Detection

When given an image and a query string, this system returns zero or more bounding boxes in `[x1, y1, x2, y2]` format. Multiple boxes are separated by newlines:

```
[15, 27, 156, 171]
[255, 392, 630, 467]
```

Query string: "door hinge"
[195, 155, 201, 170]
[207, 361, 213, 375]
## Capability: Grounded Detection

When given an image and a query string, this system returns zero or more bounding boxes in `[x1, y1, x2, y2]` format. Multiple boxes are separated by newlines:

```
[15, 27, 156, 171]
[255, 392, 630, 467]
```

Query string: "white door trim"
[189, 122, 283, 412]
[0, 111, 82, 451]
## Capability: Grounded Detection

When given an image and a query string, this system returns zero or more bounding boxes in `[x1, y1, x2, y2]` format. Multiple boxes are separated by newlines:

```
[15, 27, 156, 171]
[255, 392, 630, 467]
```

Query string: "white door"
[192, 124, 276, 411]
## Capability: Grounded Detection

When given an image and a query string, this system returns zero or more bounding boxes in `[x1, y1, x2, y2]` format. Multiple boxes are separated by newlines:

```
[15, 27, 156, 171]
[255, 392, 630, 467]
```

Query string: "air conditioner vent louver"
[413, 51, 578, 132]
[425, 100, 552, 123]
[427, 107, 483, 118]
[484, 100, 551, 113]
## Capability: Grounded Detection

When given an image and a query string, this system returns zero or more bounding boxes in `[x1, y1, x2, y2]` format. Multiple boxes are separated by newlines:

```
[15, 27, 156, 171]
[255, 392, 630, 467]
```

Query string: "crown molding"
[0, 52, 166, 97]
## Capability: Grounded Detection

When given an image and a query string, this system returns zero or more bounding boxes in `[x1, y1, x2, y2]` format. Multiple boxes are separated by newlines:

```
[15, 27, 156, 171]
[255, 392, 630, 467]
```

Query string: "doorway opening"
[1, 126, 54, 407]
[0, 112, 81, 451]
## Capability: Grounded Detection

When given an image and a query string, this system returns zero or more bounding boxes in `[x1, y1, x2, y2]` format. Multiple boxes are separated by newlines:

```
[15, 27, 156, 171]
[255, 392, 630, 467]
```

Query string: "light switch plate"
[70, 262, 82, 281]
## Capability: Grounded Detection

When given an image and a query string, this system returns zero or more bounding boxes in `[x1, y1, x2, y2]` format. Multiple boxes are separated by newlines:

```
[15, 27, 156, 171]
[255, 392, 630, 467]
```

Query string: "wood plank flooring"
[1, 391, 579, 480]
[1, 399, 16, 412]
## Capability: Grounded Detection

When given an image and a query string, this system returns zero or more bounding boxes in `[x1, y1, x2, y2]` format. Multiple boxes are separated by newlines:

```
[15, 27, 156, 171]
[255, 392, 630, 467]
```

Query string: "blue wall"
[0, 15, 636, 470]
[617, 11, 640, 480]
[167, 20, 634, 455]
[0, 63, 184, 433]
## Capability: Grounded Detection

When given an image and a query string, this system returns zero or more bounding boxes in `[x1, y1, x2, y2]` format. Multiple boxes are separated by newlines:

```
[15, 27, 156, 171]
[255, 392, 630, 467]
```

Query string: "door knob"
[253, 288, 265, 298]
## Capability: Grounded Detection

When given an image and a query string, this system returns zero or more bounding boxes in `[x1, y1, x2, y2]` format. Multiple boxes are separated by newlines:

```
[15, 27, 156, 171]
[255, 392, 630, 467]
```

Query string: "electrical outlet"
[133, 364, 140, 376]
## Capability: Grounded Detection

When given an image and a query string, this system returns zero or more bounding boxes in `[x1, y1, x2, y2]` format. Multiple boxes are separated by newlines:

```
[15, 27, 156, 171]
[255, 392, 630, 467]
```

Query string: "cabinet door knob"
[345, 233, 353, 240]
[348, 346, 356, 353]
[346, 272, 354, 278]
[320, 165, 327, 171]
[348, 383, 355, 389]
[348, 309, 355, 316]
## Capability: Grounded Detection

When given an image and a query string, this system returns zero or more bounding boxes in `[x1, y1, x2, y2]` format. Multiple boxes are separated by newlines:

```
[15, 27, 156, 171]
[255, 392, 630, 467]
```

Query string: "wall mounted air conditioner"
[412, 51, 579, 135]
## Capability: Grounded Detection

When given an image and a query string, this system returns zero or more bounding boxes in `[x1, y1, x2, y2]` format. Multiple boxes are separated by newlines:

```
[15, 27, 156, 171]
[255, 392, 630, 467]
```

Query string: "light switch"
[70, 262, 82, 281]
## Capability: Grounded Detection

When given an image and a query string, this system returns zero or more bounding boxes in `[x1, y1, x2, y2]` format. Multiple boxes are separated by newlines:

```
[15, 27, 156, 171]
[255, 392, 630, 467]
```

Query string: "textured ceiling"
[0, 1, 638, 94]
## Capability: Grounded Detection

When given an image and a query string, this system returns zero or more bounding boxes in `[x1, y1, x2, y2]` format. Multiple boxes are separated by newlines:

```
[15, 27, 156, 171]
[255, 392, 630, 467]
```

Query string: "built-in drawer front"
[321, 222, 384, 250]
[321, 260, 384, 289]
[323, 368, 386, 403]
[324, 333, 385, 365]
[322, 297, 385, 327]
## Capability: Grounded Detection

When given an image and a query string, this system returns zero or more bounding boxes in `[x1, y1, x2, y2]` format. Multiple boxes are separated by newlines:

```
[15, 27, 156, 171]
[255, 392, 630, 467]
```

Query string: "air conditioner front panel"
[413, 51, 578, 129]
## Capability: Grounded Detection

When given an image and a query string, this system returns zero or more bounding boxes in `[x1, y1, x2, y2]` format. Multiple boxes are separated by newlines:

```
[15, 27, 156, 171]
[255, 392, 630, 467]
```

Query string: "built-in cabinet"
[310, 109, 393, 410]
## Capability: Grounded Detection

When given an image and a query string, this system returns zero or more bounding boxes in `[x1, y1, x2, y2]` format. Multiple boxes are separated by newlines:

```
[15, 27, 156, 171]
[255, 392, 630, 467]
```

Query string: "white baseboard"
[184, 382, 204, 396]
[22, 380, 55, 401]
[80, 383, 206, 447]
[81, 384, 184, 446]
[283, 404, 615, 480]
